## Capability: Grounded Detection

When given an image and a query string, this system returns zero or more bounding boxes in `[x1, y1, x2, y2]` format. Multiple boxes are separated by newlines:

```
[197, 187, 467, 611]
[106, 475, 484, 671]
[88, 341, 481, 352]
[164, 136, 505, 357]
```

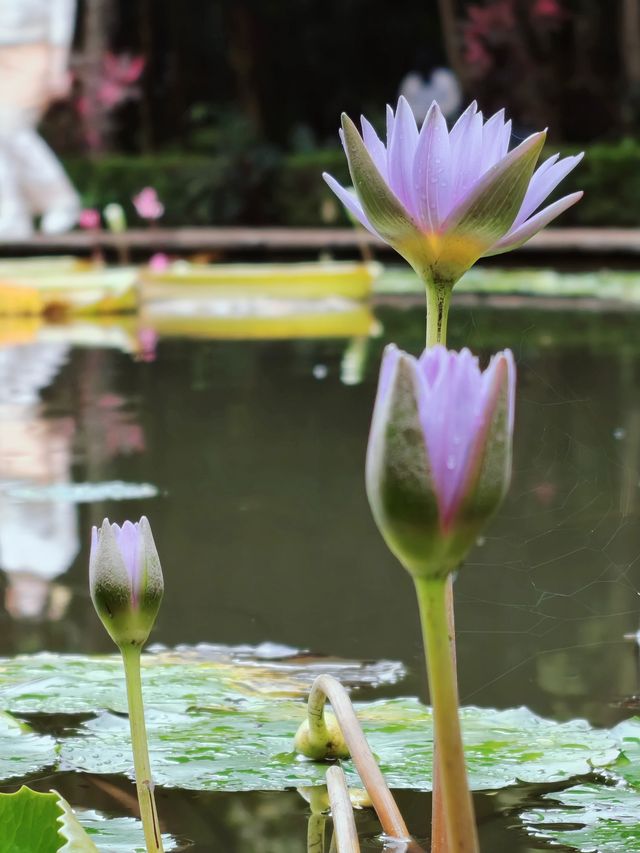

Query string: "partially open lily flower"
[325, 99, 582, 287]
[366, 344, 515, 579]
[89, 517, 164, 647]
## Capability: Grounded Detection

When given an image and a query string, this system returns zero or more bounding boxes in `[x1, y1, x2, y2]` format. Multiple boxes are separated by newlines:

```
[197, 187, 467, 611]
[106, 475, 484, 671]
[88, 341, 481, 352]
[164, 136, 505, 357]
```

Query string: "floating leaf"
[607, 717, 640, 788]
[0, 650, 404, 716]
[0, 786, 97, 852]
[3, 481, 158, 504]
[521, 782, 640, 852]
[0, 712, 57, 781]
[58, 700, 618, 793]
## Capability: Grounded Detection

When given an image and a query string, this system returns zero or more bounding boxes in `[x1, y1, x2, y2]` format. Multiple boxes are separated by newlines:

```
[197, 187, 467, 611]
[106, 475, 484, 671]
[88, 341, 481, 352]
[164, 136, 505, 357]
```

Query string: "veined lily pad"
[521, 782, 640, 852]
[58, 700, 618, 793]
[0, 787, 178, 853]
[0, 712, 57, 781]
[0, 786, 97, 852]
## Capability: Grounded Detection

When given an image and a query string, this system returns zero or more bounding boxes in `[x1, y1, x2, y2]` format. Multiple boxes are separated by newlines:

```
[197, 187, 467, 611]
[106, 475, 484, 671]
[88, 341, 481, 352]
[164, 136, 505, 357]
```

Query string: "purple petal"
[499, 119, 512, 158]
[450, 111, 483, 207]
[322, 173, 379, 236]
[386, 104, 395, 145]
[116, 520, 142, 601]
[413, 102, 452, 229]
[512, 153, 583, 228]
[492, 191, 583, 252]
[448, 101, 478, 150]
[480, 109, 507, 173]
[361, 116, 389, 182]
[387, 96, 420, 218]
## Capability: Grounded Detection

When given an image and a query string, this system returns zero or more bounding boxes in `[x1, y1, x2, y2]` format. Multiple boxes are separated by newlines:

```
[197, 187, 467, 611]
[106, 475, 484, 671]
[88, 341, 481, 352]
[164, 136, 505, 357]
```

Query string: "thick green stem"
[424, 280, 452, 347]
[121, 645, 164, 853]
[414, 577, 478, 853]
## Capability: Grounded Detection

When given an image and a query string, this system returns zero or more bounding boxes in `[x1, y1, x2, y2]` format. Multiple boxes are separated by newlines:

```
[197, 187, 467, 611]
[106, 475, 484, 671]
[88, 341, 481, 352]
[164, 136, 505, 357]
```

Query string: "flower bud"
[89, 517, 163, 648]
[294, 711, 350, 760]
[366, 345, 515, 579]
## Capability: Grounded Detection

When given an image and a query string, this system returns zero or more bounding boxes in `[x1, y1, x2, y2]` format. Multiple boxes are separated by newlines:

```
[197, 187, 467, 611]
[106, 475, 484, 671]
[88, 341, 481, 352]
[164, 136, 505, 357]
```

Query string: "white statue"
[0, 0, 80, 238]
[399, 68, 463, 124]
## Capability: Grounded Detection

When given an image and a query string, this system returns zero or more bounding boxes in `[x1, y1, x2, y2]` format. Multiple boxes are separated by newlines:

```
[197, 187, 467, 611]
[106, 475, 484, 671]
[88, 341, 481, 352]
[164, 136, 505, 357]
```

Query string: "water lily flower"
[366, 344, 515, 579]
[325, 99, 582, 341]
[133, 187, 164, 221]
[89, 517, 163, 647]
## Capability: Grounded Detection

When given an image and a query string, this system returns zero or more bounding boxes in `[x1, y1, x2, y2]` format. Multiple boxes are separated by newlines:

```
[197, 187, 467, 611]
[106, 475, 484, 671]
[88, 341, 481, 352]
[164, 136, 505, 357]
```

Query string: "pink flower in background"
[79, 208, 101, 230]
[138, 327, 158, 363]
[133, 188, 164, 222]
[74, 53, 145, 152]
[532, 0, 563, 19]
[148, 253, 170, 272]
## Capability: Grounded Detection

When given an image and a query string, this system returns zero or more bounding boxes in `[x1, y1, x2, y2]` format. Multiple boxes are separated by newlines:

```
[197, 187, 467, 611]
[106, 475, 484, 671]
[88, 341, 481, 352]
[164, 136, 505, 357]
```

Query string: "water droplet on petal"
[446, 455, 456, 470]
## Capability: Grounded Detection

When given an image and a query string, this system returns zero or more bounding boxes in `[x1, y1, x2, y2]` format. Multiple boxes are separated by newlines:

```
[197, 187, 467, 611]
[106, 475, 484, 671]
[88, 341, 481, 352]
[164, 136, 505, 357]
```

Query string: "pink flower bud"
[366, 345, 515, 578]
[89, 517, 163, 647]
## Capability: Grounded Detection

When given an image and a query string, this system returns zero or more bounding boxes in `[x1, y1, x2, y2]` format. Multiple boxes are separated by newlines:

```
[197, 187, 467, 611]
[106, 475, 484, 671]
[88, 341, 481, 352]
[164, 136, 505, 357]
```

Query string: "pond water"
[1, 294, 640, 850]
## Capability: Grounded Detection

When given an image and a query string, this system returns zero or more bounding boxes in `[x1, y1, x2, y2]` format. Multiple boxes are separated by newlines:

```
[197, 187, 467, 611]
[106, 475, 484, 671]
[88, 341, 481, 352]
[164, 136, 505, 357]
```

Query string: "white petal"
[323, 173, 379, 236]
[413, 102, 452, 229]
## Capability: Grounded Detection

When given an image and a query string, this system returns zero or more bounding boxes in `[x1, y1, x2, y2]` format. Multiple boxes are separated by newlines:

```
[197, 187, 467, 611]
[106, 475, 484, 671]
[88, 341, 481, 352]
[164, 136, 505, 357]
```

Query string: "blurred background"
[40, 0, 638, 229]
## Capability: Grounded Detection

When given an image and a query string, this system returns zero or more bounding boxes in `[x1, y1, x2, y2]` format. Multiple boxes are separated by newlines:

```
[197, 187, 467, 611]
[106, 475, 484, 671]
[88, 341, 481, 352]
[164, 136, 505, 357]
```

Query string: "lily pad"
[0, 650, 404, 716]
[0, 786, 97, 852]
[0, 786, 178, 853]
[0, 712, 57, 781]
[521, 782, 640, 852]
[58, 700, 618, 793]
[3, 481, 158, 503]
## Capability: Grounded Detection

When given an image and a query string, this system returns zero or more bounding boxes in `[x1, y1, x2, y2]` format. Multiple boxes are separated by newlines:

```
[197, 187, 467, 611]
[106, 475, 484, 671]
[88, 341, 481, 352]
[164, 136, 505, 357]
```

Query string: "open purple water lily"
[89, 516, 164, 647]
[325, 98, 582, 287]
[366, 344, 515, 579]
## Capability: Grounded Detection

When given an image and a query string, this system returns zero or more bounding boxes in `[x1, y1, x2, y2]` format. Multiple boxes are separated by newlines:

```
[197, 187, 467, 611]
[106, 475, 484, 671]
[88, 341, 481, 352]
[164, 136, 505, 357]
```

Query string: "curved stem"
[414, 577, 478, 853]
[121, 645, 164, 853]
[425, 280, 452, 348]
[326, 766, 361, 853]
[305, 674, 412, 843]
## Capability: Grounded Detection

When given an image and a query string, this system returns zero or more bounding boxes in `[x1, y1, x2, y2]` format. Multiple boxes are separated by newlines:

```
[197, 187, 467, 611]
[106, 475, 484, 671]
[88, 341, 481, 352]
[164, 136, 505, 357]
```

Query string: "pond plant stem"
[425, 275, 456, 853]
[414, 576, 479, 853]
[121, 644, 164, 853]
[326, 766, 361, 853]
[304, 674, 411, 843]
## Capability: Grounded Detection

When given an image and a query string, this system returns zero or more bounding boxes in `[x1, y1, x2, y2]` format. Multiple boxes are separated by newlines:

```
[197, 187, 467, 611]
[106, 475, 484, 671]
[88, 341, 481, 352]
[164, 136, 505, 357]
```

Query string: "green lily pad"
[521, 782, 640, 852]
[0, 786, 178, 853]
[0, 712, 57, 781]
[0, 786, 97, 852]
[58, 700, 618, 793]
[607, 717, 640, 788]
[0, 650, 403, 716]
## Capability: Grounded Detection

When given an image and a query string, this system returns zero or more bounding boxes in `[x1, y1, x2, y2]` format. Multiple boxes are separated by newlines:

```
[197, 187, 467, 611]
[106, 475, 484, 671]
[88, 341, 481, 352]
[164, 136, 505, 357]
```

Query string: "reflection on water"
[1, 305, 640, 725]
[2, 301, 640, 849]
[0, 341, 76, 621]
